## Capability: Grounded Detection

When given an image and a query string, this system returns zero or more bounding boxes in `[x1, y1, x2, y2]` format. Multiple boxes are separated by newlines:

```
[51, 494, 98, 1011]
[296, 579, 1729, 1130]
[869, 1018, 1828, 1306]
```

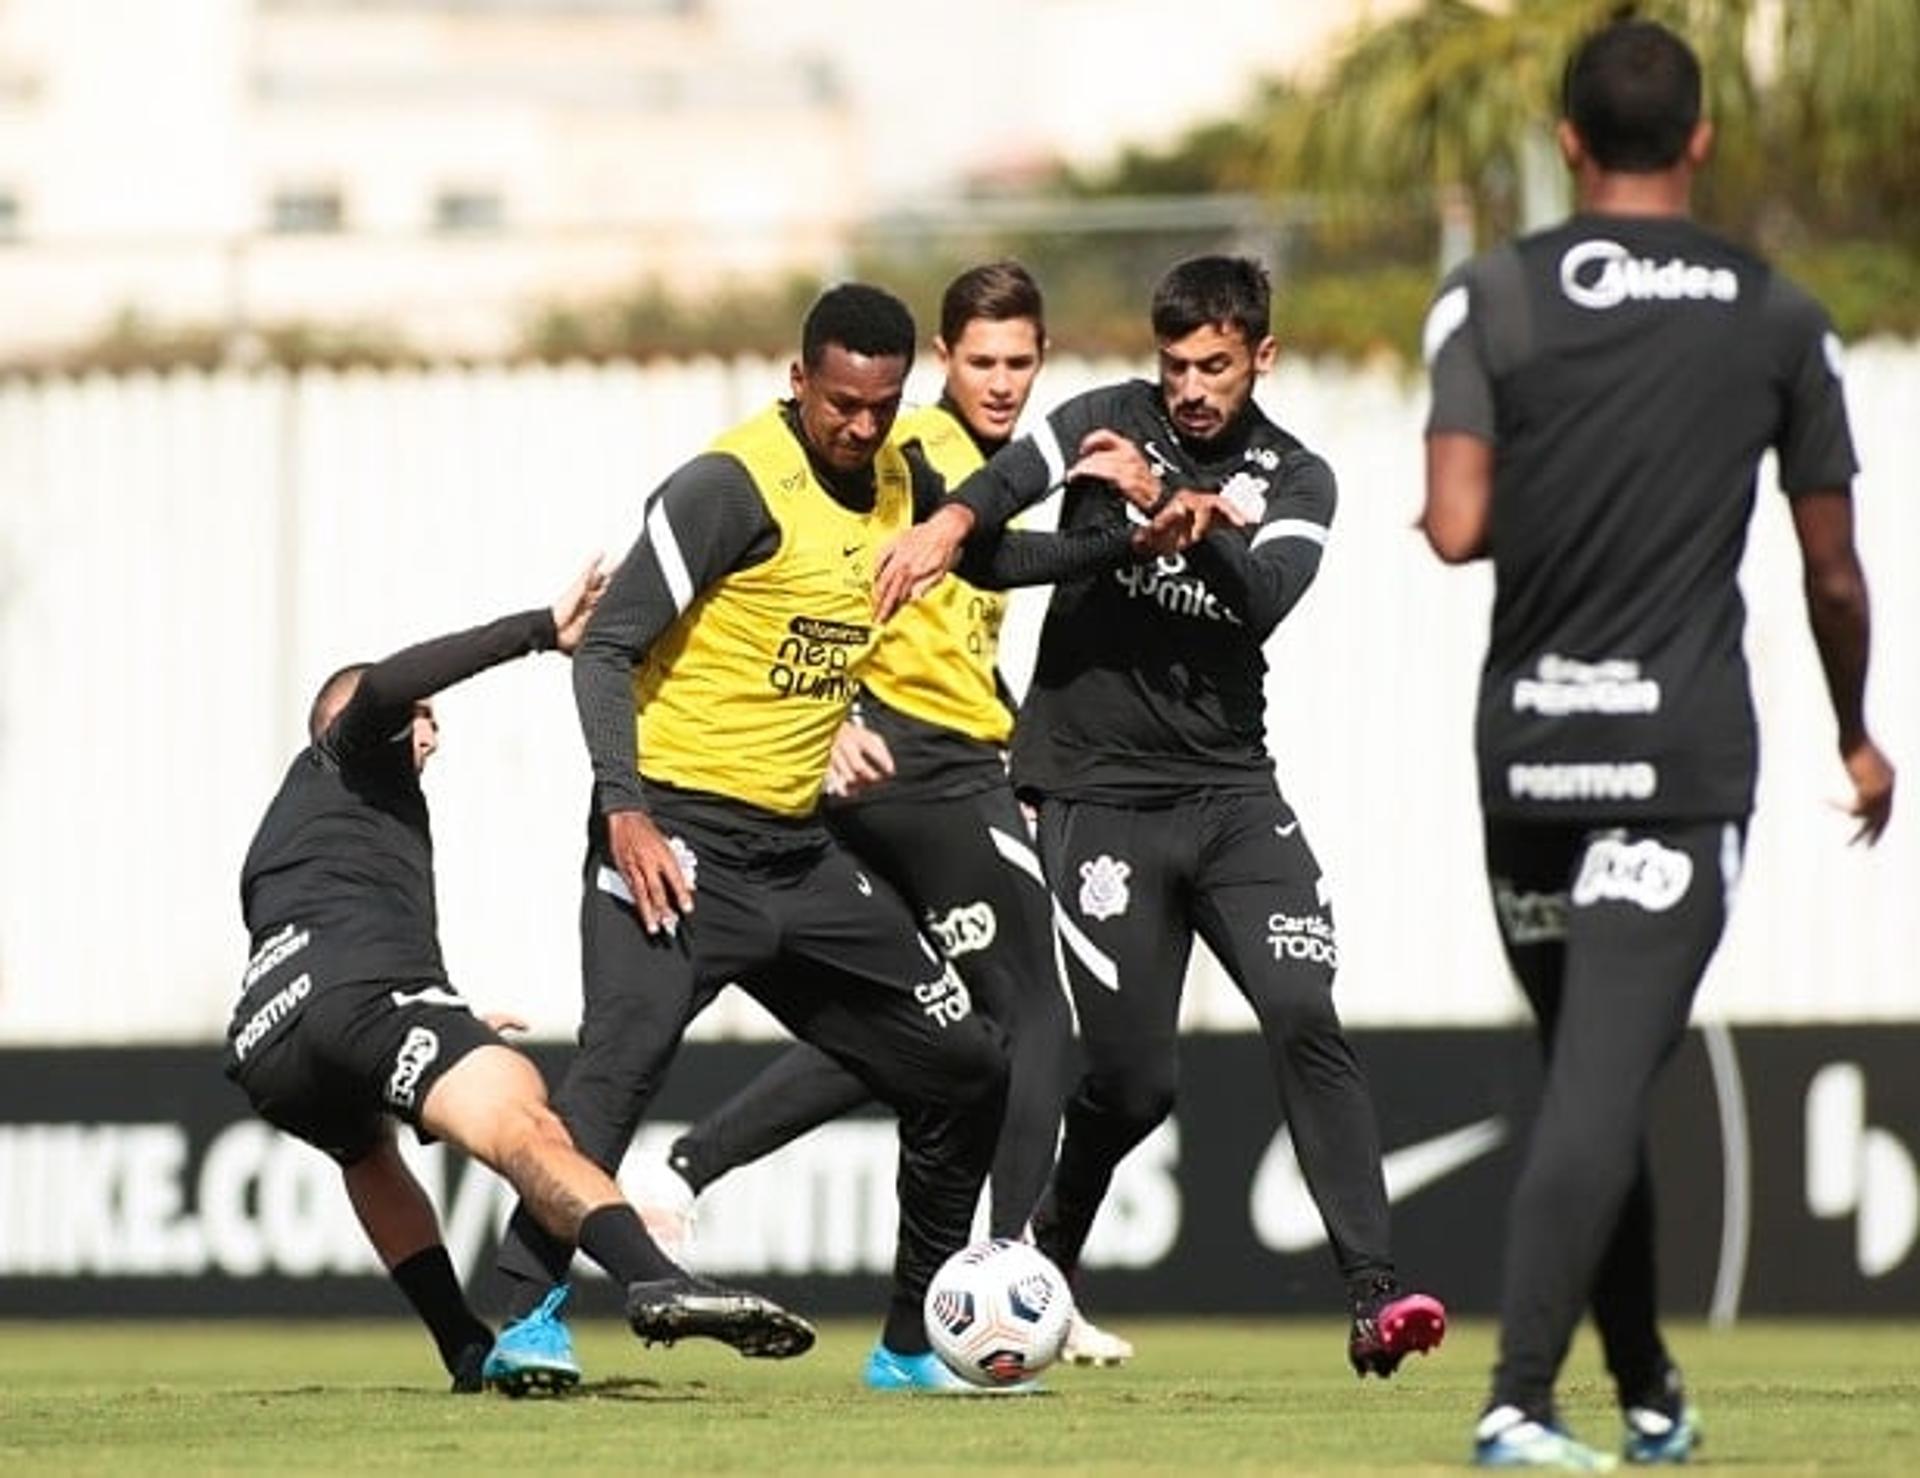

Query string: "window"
[433, 188, 504, 233]
[269, 187, 344, 234]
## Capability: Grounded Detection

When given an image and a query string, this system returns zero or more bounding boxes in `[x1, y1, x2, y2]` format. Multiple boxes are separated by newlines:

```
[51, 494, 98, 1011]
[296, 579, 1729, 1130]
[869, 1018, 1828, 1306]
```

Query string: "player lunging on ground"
[225, 560, 814, 1395]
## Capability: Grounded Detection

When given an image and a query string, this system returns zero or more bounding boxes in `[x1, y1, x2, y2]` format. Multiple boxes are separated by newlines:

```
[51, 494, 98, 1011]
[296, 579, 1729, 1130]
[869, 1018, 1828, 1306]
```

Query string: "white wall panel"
[1, 351, 1913, 1042]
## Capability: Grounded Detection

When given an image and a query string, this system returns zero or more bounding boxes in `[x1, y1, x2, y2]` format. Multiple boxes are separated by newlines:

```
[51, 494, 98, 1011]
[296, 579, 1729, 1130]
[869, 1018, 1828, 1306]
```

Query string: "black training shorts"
[225, 967, 499, 1166]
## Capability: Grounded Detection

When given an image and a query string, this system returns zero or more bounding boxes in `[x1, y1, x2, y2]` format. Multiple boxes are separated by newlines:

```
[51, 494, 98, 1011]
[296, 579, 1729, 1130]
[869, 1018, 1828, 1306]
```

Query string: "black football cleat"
[625, 1276, 817, 1360]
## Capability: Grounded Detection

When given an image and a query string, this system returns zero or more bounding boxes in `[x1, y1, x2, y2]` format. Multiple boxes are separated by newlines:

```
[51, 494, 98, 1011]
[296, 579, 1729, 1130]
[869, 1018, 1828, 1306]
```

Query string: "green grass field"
[2, 1318, 1914, 1473]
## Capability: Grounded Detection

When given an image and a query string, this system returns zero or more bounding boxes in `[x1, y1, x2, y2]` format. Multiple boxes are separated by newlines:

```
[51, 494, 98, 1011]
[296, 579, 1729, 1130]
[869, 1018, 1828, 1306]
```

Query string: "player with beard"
[1424, 19, 1893, 1468]
[639, 262, 1133, 1375]
[485, 283, 1190, 1395]
[876, 255, 1447, 1380]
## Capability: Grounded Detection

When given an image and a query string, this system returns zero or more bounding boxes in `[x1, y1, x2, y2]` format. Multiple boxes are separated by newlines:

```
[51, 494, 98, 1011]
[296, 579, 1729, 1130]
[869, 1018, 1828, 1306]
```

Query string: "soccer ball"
[923, 1238, 1074, 1387]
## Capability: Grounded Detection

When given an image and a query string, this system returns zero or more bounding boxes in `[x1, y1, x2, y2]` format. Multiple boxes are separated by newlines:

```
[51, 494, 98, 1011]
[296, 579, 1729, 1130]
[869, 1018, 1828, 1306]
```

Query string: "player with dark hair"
[637, 262, 1132, 1372]
[225, 560, 816, 1395]
[875, 254, 1448, 1381]
[1423, 18, 1894, 1468]
[484, 282, 1192, 1394]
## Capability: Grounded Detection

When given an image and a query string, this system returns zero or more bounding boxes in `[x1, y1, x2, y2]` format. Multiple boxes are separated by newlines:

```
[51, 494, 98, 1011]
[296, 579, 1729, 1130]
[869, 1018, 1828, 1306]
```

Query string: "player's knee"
[454, 1102, 555, 1182]
[1257, 986, 1341, 1047]
[932, 1017, 1012, 1109]
[1078, 1064, 1176, 1137]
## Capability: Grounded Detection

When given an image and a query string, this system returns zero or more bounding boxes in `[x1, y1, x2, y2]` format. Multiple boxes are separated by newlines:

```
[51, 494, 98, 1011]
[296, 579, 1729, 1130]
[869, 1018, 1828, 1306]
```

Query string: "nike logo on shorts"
[388, 984, 468, 1011]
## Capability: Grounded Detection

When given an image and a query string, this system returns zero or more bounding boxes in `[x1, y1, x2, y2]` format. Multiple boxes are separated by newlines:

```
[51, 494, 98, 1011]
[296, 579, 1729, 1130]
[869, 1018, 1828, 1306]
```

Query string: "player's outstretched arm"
[550, 553, 609, 653]
[1790, 488, 1894, 844]
[874, 503, 975, 621]
[331, 555, 606, 758]
[877, 390, 1120, 619]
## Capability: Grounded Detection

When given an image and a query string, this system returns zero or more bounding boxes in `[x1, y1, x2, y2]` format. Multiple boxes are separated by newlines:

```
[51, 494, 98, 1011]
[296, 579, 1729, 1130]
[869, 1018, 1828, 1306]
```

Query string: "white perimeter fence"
[1, 349, 1914, 1043]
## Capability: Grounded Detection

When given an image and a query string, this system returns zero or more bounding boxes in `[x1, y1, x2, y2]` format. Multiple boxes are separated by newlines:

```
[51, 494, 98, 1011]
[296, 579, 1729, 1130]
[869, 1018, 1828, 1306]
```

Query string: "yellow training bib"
[633, 403, 913, 815]
[870, 403, 1012, 745]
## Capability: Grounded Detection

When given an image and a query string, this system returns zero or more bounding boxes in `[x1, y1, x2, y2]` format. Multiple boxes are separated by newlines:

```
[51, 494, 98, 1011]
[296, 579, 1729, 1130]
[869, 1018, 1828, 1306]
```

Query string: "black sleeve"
[1765, 273, 1859, 493]
[944, 388, 1117, 531]
[1426, 251, 1528, 440]
[905, 442, 949, 519]
[575, 452, 778, 814]
[899, 416, 1139, 585]
[328, 608, 557, 767]
[954, 524, 1139, 590]
[1181, 449, 1337, 639]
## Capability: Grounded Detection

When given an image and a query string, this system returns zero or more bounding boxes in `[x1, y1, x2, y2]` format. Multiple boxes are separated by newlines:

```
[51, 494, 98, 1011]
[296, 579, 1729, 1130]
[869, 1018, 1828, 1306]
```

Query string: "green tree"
[1769, 0, 1920, 235]
[1265, 0, 1768, 259]
[1258, 0, 1920, 252]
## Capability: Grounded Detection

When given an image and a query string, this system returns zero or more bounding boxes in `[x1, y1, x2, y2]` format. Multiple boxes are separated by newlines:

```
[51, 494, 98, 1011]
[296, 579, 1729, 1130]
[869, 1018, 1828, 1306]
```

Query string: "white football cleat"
[633, 1158, 699, 1263]
[1062, 1311, 1134, 1366]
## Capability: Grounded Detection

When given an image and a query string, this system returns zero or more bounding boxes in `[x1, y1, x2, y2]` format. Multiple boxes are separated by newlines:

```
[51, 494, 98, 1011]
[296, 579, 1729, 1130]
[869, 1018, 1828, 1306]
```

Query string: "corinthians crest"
[1078, 855, 1132, 921]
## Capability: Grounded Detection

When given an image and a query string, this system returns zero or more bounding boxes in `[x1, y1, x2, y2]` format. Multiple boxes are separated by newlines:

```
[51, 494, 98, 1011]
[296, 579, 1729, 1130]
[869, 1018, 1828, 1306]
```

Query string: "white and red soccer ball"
[922, 1238, 1074, 1387]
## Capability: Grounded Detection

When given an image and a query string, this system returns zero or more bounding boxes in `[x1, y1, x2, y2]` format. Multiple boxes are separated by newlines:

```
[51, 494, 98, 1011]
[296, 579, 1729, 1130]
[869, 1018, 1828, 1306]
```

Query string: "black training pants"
[1483, 815, 1745, 1415]
[676, 782, 1071, 1237]
[494, 805, 1009, 1347]
[1032, 787, 1393, 1287]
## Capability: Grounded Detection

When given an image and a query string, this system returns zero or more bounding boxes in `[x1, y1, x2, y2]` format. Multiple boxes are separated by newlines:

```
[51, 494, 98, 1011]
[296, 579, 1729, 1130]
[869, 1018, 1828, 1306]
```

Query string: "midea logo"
[1559, 238, 1740, 310]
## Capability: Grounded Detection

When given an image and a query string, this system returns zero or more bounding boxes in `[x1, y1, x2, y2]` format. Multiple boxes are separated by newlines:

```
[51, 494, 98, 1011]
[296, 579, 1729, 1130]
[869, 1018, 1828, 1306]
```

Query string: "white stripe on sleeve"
[1422, 284, 1470, 367]
[1030, 416, 1067, 487]
[1251, 519, 1330, 551]
[646, 499, 695, 614]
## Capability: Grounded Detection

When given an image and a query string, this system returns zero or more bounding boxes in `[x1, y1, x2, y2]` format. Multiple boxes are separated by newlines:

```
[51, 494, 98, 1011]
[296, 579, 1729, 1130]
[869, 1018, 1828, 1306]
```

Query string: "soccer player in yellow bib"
[646, 263, 1134, 1373]
[486, 282, 1187, 1394]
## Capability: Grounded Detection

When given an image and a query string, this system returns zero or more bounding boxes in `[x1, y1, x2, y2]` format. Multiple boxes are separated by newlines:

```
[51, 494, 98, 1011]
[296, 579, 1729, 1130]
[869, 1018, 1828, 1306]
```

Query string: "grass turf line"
[1, 1318, 1915, 1472]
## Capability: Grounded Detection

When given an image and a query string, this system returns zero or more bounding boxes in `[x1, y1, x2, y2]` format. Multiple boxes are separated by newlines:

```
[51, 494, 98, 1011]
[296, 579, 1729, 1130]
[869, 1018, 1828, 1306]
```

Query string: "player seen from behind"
[1423, 17, 1894, 1469]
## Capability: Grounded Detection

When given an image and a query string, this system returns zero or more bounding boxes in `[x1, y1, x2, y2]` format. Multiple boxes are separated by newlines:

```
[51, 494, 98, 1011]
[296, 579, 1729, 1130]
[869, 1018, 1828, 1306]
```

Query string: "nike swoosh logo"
[842, 543, 863, 557]
[1274, 821, 1299, 837]
[1250, 1116, 1508, 1253]
[388, 985, 468, 1010]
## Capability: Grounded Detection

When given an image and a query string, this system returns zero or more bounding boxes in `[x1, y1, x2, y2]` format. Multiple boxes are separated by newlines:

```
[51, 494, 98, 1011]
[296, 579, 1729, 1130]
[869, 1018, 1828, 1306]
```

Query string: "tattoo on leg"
[503, 1143, 591, 1241]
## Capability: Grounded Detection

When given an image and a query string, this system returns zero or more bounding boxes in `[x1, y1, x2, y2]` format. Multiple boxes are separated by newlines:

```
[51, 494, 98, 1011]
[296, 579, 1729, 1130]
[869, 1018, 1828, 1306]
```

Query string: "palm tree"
[1769, 0, 1920, 233]
[1264, 0, 1774, 263]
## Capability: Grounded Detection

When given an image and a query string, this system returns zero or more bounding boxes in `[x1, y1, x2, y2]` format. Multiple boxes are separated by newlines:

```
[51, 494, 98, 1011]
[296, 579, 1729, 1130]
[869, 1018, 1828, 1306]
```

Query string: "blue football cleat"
[481, 1284, 582, 1397]
[1623, 1403, 1701, 1465]
[1474, 1405, 1618, 1469]
[862, 1343, 1041, 1396]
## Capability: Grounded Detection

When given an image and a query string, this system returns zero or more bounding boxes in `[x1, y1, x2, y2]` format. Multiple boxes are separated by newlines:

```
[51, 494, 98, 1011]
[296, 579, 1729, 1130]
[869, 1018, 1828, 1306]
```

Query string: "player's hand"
[1838, 737, 1895, 845]
[825, 722, 895, 800]
[1068, 429, 1162, 510]
[552, 554, 610, 654]
[481, 1010, 530, 1036]
[1173, 490, 1252, 545]
[875, 504, 974, 622]
[606, 808, 695, 935]
[1130, 499, 1197, 558]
